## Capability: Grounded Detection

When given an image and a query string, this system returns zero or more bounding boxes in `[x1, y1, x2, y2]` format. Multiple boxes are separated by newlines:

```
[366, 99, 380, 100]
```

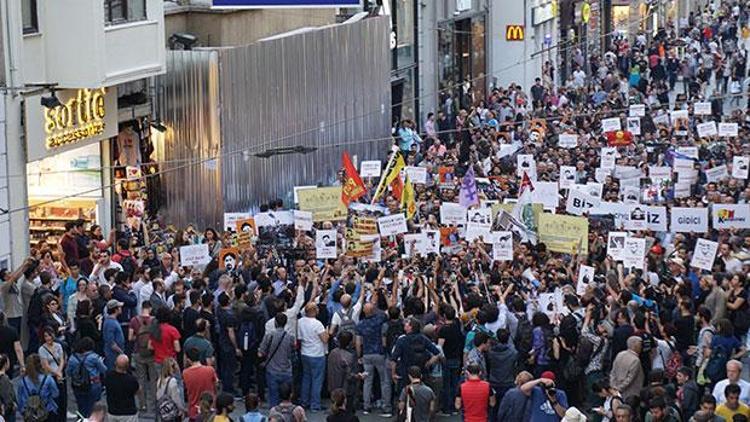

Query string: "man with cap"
[521, 371, 569, 422]
[103, 299, 126, 370]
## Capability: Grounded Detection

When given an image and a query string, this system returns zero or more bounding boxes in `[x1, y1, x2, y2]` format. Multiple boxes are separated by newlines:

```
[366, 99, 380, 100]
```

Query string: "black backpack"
[238, 320, 258, 352]
[705, 344, 730, 384]
[71, 353, 91, 392]
[385, 320, 405, 355]
[409, 336, 431, 374]
[514, 317, 534, 362]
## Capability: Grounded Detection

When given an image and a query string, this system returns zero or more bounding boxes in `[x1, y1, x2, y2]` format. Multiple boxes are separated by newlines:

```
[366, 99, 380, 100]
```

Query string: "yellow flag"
[372, 151, 405, 202]
[401, 174, 417, 220]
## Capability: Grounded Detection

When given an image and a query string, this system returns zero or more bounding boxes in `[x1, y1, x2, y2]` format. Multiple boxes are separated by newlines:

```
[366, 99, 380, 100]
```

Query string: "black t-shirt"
[217, 307, 238, 353]
[183, 307, 201, 339]
[0, 325, 19, 367]
[437, 320, 464, 361]
[104, 370, 139, 415]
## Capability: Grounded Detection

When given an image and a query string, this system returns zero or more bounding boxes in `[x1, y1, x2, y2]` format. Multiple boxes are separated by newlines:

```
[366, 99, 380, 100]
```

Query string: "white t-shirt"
[713, 379, 750, 404]
[298, 316, 327, 357]
[330, 302, 363, 330]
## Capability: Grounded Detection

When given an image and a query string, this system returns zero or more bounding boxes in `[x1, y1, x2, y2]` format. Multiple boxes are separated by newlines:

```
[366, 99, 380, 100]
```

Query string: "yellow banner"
[298, 187, 348, 222]
[538, 213, 589, 254]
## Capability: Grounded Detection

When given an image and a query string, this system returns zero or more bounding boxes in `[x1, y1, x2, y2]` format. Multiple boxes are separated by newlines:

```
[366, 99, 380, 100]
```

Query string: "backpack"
[705, 344, 730, 383]
[238, 320, 258, 352]
[268, 403, 297, 422]
[22, 375, 49, 422]
[385, 320, 405, 356]
[136, 316, 155, 358]
[409, 336, 431, 374]
[514, 316, 534, 359]
[663, 341, 683, 380]
[70, 354, 91, 393]
[157, 377, 181, 420]
[336, 308, 357, 336]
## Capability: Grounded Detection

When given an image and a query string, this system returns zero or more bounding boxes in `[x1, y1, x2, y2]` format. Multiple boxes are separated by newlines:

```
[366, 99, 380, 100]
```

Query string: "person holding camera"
[521, 371, 569, 422]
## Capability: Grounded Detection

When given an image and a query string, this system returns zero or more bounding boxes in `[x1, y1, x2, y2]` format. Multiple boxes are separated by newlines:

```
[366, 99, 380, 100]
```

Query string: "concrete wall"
[164, 8, 336, 47]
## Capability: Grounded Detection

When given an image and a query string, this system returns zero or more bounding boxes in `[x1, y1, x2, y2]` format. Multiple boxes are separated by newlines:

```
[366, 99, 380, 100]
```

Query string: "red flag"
[390, 174, 404, 201]
[606, 130, 633, 147]
[341, 152, 367, 205]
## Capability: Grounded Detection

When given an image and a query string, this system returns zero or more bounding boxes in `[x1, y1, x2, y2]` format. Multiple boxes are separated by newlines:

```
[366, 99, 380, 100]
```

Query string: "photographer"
[521, 371, 569, 421]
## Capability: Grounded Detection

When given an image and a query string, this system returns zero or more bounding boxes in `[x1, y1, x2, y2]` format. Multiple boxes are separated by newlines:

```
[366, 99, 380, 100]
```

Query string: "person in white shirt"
[298, 303, 329, 411]
[89, 250, 123, 285]
[264, 284, 306, 337]
[712, 360, 750, 404]
[329, 292, 363, 337]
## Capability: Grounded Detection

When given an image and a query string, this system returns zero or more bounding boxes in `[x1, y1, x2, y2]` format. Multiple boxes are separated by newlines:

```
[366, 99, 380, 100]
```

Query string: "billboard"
[213, 0, 361, 7]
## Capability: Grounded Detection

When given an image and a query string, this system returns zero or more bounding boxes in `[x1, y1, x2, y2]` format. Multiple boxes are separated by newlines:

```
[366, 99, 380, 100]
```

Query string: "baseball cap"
[106, 299, 124, 311]
[541, 371, 556, 381]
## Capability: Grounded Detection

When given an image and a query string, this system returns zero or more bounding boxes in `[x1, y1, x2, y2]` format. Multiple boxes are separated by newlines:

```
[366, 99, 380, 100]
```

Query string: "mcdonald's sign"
[506, 25, 525, 41]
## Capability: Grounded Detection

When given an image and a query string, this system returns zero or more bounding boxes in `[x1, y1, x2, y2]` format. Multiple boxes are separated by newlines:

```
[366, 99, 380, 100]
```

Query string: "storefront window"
[104, 0, 147, 26]
[612, 5, 630, 36]
[437, 15, 487, 113]
[395, 0, 415, 69]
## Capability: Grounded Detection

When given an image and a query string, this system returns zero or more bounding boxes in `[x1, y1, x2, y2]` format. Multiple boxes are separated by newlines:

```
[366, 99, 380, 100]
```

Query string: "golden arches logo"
[506, 25, 525, 41]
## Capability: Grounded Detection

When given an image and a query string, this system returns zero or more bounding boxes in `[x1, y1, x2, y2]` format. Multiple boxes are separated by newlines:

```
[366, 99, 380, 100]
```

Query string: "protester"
[104, 354, 140, 422]
[455, 363, 495, 422]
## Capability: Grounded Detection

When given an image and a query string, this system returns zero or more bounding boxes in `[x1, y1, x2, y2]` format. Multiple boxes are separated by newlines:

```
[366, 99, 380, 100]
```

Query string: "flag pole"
[371, 149, 398, 205]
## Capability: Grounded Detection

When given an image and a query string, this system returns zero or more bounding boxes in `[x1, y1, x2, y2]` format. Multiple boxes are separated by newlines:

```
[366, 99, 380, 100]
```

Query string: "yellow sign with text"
[538, 213, 589, 254]
[44, 88, 108, 150]
[297, 187, 348, 222]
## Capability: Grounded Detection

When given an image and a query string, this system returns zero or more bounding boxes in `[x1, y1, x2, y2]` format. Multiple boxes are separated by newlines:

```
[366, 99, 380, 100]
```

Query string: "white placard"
[629, 104, 646, 117]
[466, 207, 493, 241]
[180, 244, 211, 267]
[492, 231, 514, 261]
[653, 113, 670, 125]
[694, 102, 712, 115]
[559, 166, 577, 188]
[595, 168, 611, 183]
[671, 110, 689, 124]
[255, 211, 294, 227]
[360, 160, 382, 178]
[577, 265, 595, 295]
[614, 166, 641, 180]
[531, 182, 560, 210]
[607, 232, 628, 260]
[645, 206, 668, 232]
[591, 202, 630, 229]
[378, 214, 408, 236]
[705, 165, 728, 183]
[315, 229, 338, 259]
[696, 121, 717, 138]
[674, 183, 692, 199]
[691, 238, 718, 271]
[558, 134, 578, 149]
[517, 154, 537, 178]
[403, 233, 428, 257]
[404, 166, 428, 184]
[440, 203, 467, 226]
[673, 158, 695, 173]
[601, 117, 622, 132]
[622, 237, 646, 267]
[600, 147, 617, 169]
[224, 212, 251, 232]
[732, 156, 749, 179]
[621, 185, 641, 204]
[712, 204, 750, 229]
[626, 205, 648, 230]
[566, 188, 600, 216]
[293, 210, 313, 231]
[671, 207, 709, 233]
[677, 146, 699, 159]
[719, 122, 739, 137]
[627, 117, 641, 135]
[422, 230, 441, 254]
[649, 166, 672, 181]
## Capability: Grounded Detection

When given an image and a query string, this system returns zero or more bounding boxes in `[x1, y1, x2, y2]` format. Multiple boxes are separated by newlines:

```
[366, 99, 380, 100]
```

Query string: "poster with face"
[627, 117, 641, 136]
[422, 229, 441, 254]
[577, 265, 595, 295]
[235, 217, 257, 250]
[492, 231, 514, 261]
[315, 229, 338, 259]
[691, 238, 718, 271]
[627, 206, 647, 230]
[622, 237, 646, 270]
[607, 232, 627, 260]
[732, 156, 749, 179]
[600, 147, 617, 169]
[517, 154, 537, 179]
[559, 166, 577, 189]
[219, 247, 240, 271]
[466, 207, 493, 242]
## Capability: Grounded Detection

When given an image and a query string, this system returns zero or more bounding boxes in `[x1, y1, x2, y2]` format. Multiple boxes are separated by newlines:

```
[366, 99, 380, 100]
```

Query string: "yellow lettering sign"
[44, 88, 108, 151]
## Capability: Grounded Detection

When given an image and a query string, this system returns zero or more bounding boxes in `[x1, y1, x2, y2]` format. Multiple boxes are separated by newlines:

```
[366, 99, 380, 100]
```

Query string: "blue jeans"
[300, 355, 325, 410]
[266, 370, 293, 408]
[441, 358, 462, 413]
[74, 383, 103, 418]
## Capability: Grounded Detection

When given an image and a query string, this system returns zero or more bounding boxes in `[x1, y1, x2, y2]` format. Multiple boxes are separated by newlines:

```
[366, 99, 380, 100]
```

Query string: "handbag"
[258, 331, 287, 371]
[397, 385, 414, 422]
[157, 377, 181, 420]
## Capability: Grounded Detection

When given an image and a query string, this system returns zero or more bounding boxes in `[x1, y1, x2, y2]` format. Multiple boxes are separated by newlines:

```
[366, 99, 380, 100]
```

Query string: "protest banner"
[440, 202, 467, 226]
[733, 156, 749, 179]
[492, 231, 513, 261]
[538, 213, 589, 254]
[712, 204, 750, 230]
[649, 166, 671, 181]
[219, 247, 240, 271]
[705, 165, 728, 183]
[223, 212, 250, 232]
[671, 207, 709, 233]
[298, 186, 348, 222]
[404, 166, 428, 185]
[180, 244, 210, 267]
[694, 102, 712, 115]
[293, 210, 313, 231]
[696, 121, 718, 138]
[577, 265, 595, 295]
[360, 160, 381, 178]
[316, 229, 338, 259]
[719, 122, 739, 137]
[691, 238, 718, 271]
[378, 214, 408, 236]
[566, 188, 600, 216]
[292, 185, 316, 204]
[558, 134, 578, 148]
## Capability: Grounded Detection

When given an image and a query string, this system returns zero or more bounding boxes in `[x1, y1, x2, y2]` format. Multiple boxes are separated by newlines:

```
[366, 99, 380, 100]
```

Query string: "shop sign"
[533, 3, 555, 25]
[582, 2, 591, 23]
[212, 0, 361, 8]
[25, 87, 118, 163]
[506, 25, 525, 41]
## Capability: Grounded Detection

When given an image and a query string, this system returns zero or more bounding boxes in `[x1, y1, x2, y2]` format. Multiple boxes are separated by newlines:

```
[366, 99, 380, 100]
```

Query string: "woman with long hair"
[40, 297, 68, 345]
[156, 357, 186, 422]
[67, 278, 91, 327]
[530, 312, 554, 377]
[16, 354, 59, 421]
[727, 274, 749, 337]
[66, 337, 106, 418]
[202, 228, 223, 258]
[39, 327, 66, 422]
[150, 307, 182, 374]
[327, 388, 359, 422]
[74, 300, 101, 352]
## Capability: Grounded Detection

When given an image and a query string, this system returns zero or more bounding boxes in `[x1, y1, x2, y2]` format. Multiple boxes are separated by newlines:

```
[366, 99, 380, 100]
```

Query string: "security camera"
[168, 33, 198, 50]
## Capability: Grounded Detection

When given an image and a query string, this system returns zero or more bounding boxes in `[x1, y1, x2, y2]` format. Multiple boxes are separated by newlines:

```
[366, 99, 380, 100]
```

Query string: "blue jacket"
[497, 387, 530, 422]
[112, 285, 138, 324]
[391, 333, 441, 378]
[102, 316, 125, 369]
[66, 352, 107, 386]
[17, 374, 59, 414]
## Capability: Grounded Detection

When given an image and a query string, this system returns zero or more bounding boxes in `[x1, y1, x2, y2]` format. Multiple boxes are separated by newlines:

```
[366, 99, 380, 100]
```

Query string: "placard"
[629, 104, 646, 117]
[404, 166, 428, 184]
[607, 232, 627, 260]
[719, 122, 739, 137]
[422, 230, 441, 254]
[621, 185, 641, 204]
[645, 206, 667, 232]
[224, 212, 251, 232]
[559, 165, 577, 188]
[677, 146, 699, 159]
[626, 205, 648, 230]
[694, 102, 712, 115]
[649, 166, 671, 181]
[219, 247, 240, 271]
[492, 231, 514, 261]
[180, 244, 211, 267]
[732, 156, 749, 179]
[691, 238, 718, 271]
[466, 207, 493, 242]
[293, 210, 313, 231]
[600, 147, 617, 169]
[622, 237, 646, 270]
[577, 265, 595, 295]
[298, 187, 348, 221]
[537, 213, 589, 254]
[671, 207, 709, 233]
[627, 117, 641, 135]
[315, 229, 338, 259]
[697, 121, 718, 138]
[558, 133, 578, 149]
[601, 117, 622, 132]
[531, 181, 560, 210]
[440, 203, 467, 226]
[671, 110, 689, 134]
[712, 204, 750, 229]
[378, 214, 408, 236]
[517, 154, 537, 178]
[360, 160, 381, 178]
[403, 233, 428, 257]
[705, 165, 728, 183]
[236, 217, 257, 249]
[595, 168, 611, 183]
[255, 211, 294, 227]
[566, 188, 600, 216]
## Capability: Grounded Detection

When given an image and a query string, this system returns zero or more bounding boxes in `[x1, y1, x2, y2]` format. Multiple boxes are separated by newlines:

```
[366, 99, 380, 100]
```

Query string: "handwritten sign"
[298, 187, 348, 222]
[180, 244, 211, 267]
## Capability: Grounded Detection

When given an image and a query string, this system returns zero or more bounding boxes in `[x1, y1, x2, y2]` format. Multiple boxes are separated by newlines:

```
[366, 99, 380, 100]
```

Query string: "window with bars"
[104, 0, 147, 25]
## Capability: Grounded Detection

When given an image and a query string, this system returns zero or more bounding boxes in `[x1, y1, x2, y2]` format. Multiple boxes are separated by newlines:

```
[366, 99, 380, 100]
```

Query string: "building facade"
[1, 0, 165, 270]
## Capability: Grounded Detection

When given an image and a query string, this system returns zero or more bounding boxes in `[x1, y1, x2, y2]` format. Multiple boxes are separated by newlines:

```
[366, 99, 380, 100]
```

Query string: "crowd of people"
[2, 1, 750, 422]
